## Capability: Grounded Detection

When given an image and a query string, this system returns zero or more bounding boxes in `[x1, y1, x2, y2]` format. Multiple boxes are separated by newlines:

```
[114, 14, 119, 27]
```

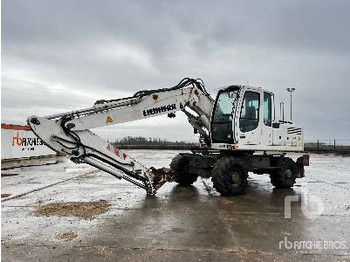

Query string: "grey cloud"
[5, 1, 350, 54]
[2, 0, 350, 140]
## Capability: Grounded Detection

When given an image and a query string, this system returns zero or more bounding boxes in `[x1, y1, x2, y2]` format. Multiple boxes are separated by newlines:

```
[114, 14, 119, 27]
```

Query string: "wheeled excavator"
[28, 78, 309, 196]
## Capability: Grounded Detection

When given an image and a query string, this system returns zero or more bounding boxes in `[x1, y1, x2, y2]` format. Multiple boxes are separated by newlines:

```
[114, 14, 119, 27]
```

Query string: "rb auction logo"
[12, 132, 44, 150]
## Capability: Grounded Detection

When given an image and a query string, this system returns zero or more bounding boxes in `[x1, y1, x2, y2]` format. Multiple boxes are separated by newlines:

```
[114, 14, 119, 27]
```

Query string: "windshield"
[212, 89, 238, 122]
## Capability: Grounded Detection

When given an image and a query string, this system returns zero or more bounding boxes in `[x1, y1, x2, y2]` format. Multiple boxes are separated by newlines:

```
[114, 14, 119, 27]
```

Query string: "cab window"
[239, 91, 260, 132]
[212, 92, 235, 122]
[211, 89, 239, 143]
[263, 92, 272, 126]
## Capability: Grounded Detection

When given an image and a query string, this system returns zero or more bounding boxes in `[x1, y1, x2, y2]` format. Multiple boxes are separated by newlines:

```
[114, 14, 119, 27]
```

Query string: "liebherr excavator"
[28, 78, 309, 196]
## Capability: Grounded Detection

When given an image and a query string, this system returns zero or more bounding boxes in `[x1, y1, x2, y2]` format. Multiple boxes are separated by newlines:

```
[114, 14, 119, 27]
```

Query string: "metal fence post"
[334, 140, 336, 151]
[317, 140, 319, 151]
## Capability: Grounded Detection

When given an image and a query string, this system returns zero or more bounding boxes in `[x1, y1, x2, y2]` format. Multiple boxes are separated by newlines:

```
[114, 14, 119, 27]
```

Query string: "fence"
[304, 140, 350, 153]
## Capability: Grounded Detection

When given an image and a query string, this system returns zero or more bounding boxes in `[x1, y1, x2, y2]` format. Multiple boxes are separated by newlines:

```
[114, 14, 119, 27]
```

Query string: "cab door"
[237, 90, 262, 145]
[211, 88, 239, 144]
[261, 92, 273, 146]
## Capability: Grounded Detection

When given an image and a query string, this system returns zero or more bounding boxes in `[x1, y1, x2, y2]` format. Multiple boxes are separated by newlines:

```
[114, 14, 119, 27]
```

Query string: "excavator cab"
[210, 84, 304, 152]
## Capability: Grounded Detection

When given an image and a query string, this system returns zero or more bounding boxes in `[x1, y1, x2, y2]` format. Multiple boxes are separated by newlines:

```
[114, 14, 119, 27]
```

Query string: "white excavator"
[28, 78, 309, 196]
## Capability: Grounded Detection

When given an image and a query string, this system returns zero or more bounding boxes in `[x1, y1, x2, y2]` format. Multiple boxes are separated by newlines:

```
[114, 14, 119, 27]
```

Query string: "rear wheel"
[170, 154, 198, 186]
[270, 157, 298, 188]
[211, 157, 248, 196]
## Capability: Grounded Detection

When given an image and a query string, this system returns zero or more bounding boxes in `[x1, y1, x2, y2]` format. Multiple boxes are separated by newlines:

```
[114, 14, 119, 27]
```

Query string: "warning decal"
[105, 116, 114, 124]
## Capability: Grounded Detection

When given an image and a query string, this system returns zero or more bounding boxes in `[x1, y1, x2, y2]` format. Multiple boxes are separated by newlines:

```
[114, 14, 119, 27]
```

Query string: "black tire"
[270, 157, 297, 188]
[170, 154, 198, 186]
[211, 157, 248, 196]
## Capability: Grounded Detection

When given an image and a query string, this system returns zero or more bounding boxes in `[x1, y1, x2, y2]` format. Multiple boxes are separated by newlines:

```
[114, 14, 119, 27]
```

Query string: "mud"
[1, 173, 20, 177]
[56, 232, 78, 241]
[1, 193, 12, 198]
[34, 200, 111, 220]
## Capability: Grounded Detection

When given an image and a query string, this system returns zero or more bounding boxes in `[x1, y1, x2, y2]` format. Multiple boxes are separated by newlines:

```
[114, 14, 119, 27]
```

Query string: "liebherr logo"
[143, 104, 176, 116]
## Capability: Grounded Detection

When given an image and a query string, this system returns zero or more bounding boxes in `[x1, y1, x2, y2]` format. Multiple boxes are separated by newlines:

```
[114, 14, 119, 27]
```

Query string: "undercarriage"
[169, 151, 309, 196]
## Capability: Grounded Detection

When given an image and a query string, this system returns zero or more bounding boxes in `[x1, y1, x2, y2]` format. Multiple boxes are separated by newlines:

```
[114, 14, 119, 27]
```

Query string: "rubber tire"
[170, 154, 198, 186]
[270, 157, 298, 188]
[212, 157, 248, 196]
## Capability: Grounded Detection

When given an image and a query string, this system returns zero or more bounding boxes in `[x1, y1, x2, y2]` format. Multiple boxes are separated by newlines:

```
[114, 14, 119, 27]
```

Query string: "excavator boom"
[28, 78, 214, 195]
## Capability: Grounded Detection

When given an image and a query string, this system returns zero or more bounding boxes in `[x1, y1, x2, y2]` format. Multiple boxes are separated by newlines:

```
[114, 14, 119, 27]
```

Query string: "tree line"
[113, 136, 197, 146]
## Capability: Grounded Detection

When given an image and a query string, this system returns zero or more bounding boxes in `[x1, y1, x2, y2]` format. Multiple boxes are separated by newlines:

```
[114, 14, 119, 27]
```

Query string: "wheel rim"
[230, 171, 241, 186]
[183, 164, 191, 177]
[283, 169, 293, 182]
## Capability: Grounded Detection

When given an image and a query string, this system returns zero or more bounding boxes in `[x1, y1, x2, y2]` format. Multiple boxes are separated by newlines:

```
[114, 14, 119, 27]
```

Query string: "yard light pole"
[286, 87, 295, 122]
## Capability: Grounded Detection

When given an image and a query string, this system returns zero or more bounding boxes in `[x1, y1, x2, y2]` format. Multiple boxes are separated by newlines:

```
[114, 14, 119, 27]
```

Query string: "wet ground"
[2, 150, 350, 261]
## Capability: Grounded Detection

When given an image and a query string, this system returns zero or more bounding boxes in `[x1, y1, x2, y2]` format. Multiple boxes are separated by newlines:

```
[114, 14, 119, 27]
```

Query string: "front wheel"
[170, 154, 198, 186]
[211, 157, 248, 196]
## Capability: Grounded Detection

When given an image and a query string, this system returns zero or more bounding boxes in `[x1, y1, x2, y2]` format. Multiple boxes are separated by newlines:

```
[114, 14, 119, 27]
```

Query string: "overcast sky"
[2, 0, 350, 142]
